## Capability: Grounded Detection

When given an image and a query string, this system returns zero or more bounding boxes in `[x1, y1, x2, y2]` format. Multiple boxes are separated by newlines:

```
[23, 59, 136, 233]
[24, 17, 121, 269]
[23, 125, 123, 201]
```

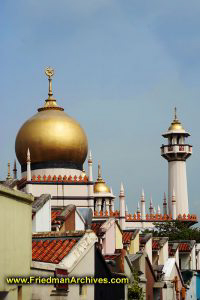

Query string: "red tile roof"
[123, 232, 133, 244]
[179, 243, 190, 252]
[152, 240, 159, 250]
[51, 210, 62, 222]
[32, 239, 77, 264]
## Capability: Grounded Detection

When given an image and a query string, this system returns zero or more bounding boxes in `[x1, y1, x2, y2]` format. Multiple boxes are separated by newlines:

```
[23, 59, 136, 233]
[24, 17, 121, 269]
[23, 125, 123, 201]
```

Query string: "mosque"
[6, 68, 197, 230]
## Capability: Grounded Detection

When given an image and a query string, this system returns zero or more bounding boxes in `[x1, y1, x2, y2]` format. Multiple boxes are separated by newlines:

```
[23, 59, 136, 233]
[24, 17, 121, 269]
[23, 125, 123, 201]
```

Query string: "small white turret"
[88, 150, 93, 182]
[158, 205, 161, 215]
[88, 150, 94, 211]
[149, 195, 154, 215]
[26, 148, 32, 194]
[163, 192, 167, 215]
[13, 160, 17, 180]
[137, 202, 141, 214]
[140, 189, 146, 220]
[119, 182, 126, 230]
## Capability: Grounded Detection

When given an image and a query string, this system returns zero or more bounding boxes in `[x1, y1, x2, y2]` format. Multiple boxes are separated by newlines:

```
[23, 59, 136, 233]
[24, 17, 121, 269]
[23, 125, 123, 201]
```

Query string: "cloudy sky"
[1, 0, 200, 216]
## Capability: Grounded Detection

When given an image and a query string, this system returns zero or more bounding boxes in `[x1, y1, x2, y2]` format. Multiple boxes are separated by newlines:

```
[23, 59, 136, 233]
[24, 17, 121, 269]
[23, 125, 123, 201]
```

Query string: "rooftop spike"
[13, 160, 17, 179]
[6, 161, 12, 180]
[88, 150, 92, 161]
[120, 182, 124, 196]
[137, 202, 140, 213]
[27, 148, 31, 162]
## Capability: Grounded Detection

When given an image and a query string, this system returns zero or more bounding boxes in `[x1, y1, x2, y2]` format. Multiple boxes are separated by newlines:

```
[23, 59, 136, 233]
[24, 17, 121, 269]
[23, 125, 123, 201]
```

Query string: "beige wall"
[129, 232, 139, 255]
[0, 185, 33, 299]
[115, 225, 123, 250]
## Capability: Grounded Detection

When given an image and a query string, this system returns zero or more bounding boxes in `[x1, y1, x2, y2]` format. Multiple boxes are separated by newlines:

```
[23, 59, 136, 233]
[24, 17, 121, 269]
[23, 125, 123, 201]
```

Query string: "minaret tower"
[161, 108, 192, 216]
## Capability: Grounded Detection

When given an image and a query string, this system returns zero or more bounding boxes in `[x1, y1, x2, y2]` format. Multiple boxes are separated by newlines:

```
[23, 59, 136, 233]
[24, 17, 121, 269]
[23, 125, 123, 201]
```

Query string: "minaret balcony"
[160, 144, 192, 161]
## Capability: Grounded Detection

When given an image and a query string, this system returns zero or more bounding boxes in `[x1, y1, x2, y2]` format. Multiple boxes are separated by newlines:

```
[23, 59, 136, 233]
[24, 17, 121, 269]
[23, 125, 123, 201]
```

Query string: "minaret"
[161, 108, 192, 216]
[13, 160, 17, 179]
[149, 195, 154, 215]
[157, 205, 161, 215]
[140, 189, 146, 220]
[119, 183, 126, 230]
[172, 188, 177, 220]
[163, 192, 167, 215]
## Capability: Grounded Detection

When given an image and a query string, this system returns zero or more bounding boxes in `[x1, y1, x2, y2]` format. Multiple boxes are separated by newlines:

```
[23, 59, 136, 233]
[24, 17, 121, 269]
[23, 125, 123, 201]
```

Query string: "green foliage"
[144, 220, 200, 241]
[128, 271, 144, 300]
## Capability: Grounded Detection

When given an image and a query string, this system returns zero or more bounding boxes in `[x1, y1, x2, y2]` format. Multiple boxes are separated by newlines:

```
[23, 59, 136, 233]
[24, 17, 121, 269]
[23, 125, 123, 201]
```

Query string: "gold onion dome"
[94, 162, 110, 193]
[168, 107, 185, 132]
[15, 67, 88, 171]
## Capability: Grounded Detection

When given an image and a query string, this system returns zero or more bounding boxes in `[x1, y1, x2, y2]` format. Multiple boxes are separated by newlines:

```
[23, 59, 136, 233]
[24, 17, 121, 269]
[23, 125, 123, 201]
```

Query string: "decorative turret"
[149, 195, 153, 215]
[88, 150, 94, 210]
[119, 183, 126, 230]
[6, 161, 12, 180]
[26, 148, 32, 194]
[163, 192, 167, 215]
[13, 160, 17, 179]
[161, 108, 192, 216]
[140, 189, 146, 220]
[88, 150, 93, 182]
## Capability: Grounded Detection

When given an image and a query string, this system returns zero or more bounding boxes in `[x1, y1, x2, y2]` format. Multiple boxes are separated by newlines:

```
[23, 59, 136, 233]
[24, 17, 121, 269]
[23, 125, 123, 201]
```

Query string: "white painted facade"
[32, 199, 51, 232]
[168, 161, 188, 215]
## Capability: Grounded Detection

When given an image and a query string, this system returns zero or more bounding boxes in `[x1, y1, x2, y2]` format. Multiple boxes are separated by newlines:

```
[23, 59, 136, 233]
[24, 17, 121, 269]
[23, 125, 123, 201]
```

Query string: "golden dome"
[93, 162, 110, 194]
[15, 68, 88, 171]
[168, 107, 185, 132]
[94, 181, 111, 193]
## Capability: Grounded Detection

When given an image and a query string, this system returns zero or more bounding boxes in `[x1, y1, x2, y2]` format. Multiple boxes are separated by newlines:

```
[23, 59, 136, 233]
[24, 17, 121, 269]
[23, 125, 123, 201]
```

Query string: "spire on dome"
[38, 67, 64, 112]
[98, 161, 102, 180]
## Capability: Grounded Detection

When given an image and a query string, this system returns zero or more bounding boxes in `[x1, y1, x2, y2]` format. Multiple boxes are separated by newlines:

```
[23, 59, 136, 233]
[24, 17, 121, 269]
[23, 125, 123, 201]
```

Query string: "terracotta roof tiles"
[179, 242, 190, 252]
[123, 232, 133, 244]
[32, 238, 77, 264]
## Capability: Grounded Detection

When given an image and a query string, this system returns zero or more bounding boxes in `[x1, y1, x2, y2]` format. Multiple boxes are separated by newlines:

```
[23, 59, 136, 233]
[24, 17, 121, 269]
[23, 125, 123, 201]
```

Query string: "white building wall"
[75, 212, 85, 230]
[158, 242, 168, 265]
[145, 239, 152, 264]
[186, 275, 196, 300]
[32, 200, 51, 232]
[168, 161, 189, 215]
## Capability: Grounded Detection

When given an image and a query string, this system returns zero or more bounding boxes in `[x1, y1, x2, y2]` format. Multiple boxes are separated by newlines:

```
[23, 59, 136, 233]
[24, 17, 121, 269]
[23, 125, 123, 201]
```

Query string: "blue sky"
[1, 0, 200, 216]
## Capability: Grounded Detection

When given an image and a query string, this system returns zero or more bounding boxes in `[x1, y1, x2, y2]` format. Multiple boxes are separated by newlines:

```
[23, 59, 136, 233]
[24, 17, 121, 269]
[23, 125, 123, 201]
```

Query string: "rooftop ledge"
[0, 184, 34, 204]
